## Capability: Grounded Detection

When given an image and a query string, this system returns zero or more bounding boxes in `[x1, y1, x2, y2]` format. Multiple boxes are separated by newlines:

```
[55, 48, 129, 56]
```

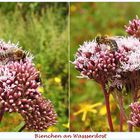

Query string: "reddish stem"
[120, 111, 123, 131]
[0, 106, 4, 122]
[118, 96, 127, 120]
[128, 123, 133, 132]
[102, 84, 114, 132]
[119, 96, 124, 132]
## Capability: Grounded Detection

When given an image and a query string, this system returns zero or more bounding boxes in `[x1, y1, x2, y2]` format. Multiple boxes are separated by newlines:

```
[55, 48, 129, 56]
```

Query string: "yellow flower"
[70, 5, 76, 12]
[54, 77, 61, 83]
[36, 63, 42, 70]
[74, 102, 102, 121]
[99, 105, 106, 116]
[62, 122, 69, 129]
[47, 126, 58, 132]
[38, 86, 44, 94]
[99, 95, 115, 116]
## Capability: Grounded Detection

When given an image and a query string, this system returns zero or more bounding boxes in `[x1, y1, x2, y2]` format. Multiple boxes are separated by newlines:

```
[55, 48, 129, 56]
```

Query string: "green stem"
[13, 121, 26, 132]
[18, 124, 26, 132]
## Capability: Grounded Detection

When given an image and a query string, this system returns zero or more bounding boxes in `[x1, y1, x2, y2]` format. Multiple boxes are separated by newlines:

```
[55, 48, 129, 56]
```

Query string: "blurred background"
[0, 2, 69, 132]
[70, 2, 140, 132]
[1, 2, 140, 133]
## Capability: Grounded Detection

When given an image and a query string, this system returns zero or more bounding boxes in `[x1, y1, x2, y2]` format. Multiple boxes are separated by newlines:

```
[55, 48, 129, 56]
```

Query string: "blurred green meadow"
[0, 2, 68, 132]
[70, 2, 140, 132]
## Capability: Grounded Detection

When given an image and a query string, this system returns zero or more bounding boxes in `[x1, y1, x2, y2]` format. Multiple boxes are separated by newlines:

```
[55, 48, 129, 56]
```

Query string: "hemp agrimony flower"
[125, 16, 140, 38]
[0, 39, 57, 131]
[128, 102, 140, 127]
[73, 16, 140, 132]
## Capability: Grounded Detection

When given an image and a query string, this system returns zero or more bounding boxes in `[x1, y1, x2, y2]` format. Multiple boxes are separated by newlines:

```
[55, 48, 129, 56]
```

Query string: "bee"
[0, 48, 26, 63]
[12, 48, 26, 61]
[95, 35, 118, 52]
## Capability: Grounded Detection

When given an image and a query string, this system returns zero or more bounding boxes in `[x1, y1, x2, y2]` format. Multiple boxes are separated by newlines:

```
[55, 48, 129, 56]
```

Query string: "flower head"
[0, 39, 57, 131]
[125, 15, 140, 38]
[74, 41, 117, 82]
[22, 97, 57, 131]
[116, 36, 140, 72]
[0, 60, 41, 113]
[73, 36, 140, 94]
[73, 36, 134, 83]
[128, 102, 140, 127]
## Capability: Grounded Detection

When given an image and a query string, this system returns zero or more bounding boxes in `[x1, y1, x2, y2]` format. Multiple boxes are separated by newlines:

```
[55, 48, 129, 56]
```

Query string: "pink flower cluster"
[125, 16, 140, 38]
[0, 40, 57, 131]
[22, 97, 57, 131]
[74, 43, 117, 82]
[73, 37, 140, 84]
[74, 15, 140, 131]
[128, 102, 140, 127]
[0, 61, 40, 113]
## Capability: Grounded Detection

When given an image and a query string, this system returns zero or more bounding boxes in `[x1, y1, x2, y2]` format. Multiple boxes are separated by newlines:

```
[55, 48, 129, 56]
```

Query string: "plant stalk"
[0, 106, 4, 122]
[18, 124, 26, 132]
[102, 84, 114, 132]
[119, 95, 124, 132]
[128, 124, 133, 132]
[120, 110, 123, 131]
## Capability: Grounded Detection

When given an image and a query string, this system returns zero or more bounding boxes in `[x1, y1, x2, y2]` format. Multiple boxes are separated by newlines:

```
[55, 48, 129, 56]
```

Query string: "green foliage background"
[1, 2, 140, 133]
[70, 2, 140, 132]
[0, 2, 68, 132]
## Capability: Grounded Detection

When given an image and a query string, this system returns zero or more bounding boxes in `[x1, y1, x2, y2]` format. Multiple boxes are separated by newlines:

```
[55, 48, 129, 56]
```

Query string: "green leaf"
[13, 121, 25, 132]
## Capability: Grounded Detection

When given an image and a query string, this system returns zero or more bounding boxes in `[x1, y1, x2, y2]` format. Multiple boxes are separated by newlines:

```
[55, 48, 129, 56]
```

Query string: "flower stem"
[18, 124, 26, 132]
[0, 106, 4, 122]
[120, 110, 123, 131]
[119, 95, 124, 132]
[101, 84, 114, 132]
[128, 124, 133, 132]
